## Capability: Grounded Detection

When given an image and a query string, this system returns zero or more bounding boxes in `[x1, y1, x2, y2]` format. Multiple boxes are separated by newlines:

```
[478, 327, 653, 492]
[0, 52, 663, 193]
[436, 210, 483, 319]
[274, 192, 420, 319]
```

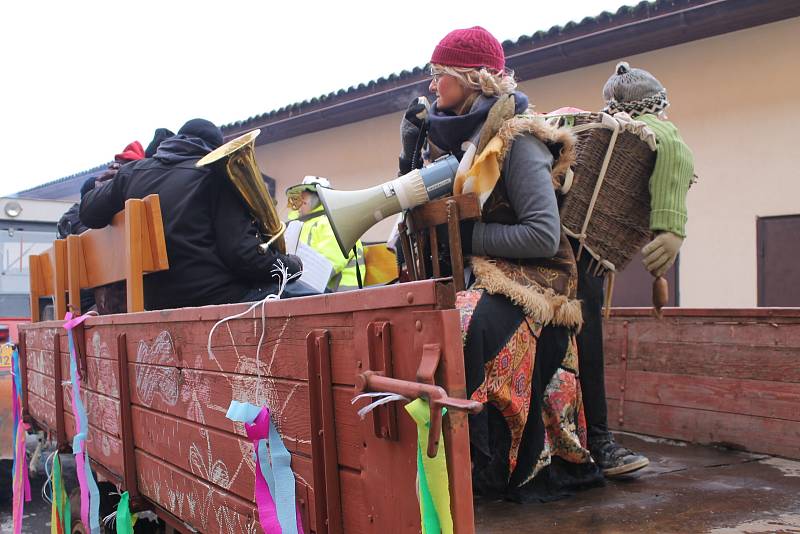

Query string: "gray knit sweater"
[471, 134, 561, 259]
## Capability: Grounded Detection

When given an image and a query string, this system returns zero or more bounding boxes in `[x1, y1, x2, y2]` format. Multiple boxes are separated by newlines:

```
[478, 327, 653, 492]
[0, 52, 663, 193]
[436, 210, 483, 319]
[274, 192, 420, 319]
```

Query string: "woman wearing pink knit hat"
[398, 26, 602, 502]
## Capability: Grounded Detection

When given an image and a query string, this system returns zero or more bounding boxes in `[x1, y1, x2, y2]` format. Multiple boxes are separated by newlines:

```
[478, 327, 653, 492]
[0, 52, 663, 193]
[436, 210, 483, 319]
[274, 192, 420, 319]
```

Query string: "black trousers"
[571, 239, 612, 445]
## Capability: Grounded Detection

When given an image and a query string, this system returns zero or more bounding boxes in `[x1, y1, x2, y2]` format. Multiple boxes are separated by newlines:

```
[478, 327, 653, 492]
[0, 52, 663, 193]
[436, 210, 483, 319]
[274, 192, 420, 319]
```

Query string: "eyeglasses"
[430, 68, 445, 84]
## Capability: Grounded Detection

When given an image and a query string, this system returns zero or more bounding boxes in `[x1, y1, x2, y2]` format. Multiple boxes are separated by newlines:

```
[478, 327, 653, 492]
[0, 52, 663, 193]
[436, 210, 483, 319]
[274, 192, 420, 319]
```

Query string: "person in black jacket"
[79, 118, 309, 310]
[57, 141, 146, 239]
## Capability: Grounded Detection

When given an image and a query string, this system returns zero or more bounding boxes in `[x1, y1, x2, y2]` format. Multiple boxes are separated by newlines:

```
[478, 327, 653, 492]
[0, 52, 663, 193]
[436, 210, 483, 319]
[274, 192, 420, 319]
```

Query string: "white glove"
[642, 232, 684, 277]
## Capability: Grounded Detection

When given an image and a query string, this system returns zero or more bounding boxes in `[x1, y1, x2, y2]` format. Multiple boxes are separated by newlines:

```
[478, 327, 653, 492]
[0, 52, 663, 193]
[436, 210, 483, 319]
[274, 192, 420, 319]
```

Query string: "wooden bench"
[28, 239, 68, 322]
[66, 194, 168, 314]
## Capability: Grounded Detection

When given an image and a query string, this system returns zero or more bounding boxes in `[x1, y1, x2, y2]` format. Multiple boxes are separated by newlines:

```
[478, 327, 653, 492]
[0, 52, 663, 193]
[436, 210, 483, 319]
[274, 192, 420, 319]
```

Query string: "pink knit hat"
[430, 26, 505, 72]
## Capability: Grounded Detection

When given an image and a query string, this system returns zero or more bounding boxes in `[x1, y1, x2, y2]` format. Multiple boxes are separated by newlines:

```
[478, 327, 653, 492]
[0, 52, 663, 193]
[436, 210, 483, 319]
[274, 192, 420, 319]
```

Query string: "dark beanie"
[178, 119, 223, 149]
[144, 128, 175, 158]
[80, 176, 96, 198]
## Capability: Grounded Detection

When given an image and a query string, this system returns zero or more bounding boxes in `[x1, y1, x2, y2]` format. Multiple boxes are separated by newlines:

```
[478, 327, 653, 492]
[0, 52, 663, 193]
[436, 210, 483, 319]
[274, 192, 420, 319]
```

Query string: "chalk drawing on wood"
[135, 331, 180, 408]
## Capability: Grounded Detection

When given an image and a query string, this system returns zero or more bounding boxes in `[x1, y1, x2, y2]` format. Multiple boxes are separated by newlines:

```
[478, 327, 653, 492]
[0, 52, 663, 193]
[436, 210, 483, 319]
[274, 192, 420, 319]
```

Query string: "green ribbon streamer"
[404, 399, 453, 534]
[51, 453, 71, 534]
[115, 492, 133, 534]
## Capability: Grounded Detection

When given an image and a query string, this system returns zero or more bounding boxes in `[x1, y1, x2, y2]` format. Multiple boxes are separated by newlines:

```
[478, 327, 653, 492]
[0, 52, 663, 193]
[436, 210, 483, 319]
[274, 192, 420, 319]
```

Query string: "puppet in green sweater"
[573, 62, 695, 478]
[602, 61, 694, 276]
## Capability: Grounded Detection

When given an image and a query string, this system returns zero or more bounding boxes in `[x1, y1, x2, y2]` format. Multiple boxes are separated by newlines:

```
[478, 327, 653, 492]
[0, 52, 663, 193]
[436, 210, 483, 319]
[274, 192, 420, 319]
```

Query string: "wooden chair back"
[66, 194, 168, 314]
[28, 239, 68, 322]
[398, 193, 481, 292]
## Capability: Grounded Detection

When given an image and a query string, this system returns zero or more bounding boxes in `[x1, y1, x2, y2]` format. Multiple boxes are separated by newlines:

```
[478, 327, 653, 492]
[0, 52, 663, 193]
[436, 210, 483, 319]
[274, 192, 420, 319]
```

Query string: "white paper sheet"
[295, 243, 334, 293]
[283, 220, 303, 255]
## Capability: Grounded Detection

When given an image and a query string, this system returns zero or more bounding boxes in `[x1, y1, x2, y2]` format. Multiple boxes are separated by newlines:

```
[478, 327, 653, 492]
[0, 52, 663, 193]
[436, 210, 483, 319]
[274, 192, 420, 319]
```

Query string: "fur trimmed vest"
[464, 98, 583, 329]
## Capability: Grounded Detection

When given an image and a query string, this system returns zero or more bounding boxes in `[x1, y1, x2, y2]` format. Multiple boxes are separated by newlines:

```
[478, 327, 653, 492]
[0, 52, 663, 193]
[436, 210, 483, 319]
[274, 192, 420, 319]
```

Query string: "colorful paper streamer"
[51, 453, 71, 534]
[404, 399, 453, 534]
[227, 401, 304, 533]
[11, 343, 31, 534]
[64, 312, 102, 534]
[115, 491, 134, 534]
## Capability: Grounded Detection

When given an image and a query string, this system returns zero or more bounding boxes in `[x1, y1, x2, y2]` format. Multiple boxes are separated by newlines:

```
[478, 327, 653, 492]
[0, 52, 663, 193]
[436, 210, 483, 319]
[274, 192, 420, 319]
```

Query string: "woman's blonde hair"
[432, 64, 517, 97]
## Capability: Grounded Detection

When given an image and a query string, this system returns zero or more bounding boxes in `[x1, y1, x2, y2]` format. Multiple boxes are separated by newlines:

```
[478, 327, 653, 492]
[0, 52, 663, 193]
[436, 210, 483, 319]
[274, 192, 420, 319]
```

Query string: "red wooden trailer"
[15, 284, 800, 532]
[17, 279, 476, 533]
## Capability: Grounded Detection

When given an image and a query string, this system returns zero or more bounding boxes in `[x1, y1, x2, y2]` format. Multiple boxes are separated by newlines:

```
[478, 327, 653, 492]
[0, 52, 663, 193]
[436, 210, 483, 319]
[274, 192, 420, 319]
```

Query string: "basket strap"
[560, 168, 575, 194]
[572, 113, 621, 262]
[561, 225, 616, 272]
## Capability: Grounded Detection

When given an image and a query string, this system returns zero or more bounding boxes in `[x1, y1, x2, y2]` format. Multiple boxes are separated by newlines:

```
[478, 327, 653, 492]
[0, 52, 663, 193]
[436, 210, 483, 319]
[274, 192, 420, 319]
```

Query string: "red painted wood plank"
[61, 387, 121, 437]
[64, 410, 124, 479]
[136, 450, 261, 534]
[25, 347, 55, 376]
[28, 392, 56, 430]
[614, 316, 800, 348]
[120, 316, 355, 383]
[131, 407, 312, 504]
[606, 369, 800, 422]
[21, 326, 60, 351]
[611, 308, 800, 319]
[623, 340, 800, 383]
[27, 368, 55, 404]
[607, 398, 800, 459]
[83, 327, 119, 361]
[126, 364, 363, 469]
[59, 355, 119, 399]
[136, 448, 370, 534]
[87, 279, 447, 326]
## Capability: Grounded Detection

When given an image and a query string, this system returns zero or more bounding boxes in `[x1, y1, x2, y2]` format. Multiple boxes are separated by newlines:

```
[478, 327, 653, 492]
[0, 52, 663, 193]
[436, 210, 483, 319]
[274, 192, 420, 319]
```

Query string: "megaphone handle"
[354, 246, 363, 289]
[411, 122, 429, 170]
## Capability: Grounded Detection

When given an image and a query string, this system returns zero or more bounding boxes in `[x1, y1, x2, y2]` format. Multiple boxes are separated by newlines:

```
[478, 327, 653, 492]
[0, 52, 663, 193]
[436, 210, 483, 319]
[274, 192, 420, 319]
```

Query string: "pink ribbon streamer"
[64, 312, 101, 533]
[244, 407, 304, 534]
[11, 344, 31, 534]
[11, 418, 31, 533]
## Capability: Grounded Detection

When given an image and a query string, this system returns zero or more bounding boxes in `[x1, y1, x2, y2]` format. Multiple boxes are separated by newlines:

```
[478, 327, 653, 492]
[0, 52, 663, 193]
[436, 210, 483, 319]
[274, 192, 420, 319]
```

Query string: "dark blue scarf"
[427, 91, 529, 160]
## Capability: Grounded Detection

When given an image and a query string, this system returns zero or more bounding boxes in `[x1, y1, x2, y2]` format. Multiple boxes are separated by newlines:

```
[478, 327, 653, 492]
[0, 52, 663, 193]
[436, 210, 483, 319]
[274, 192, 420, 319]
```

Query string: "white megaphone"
[317, 155, 459, 256]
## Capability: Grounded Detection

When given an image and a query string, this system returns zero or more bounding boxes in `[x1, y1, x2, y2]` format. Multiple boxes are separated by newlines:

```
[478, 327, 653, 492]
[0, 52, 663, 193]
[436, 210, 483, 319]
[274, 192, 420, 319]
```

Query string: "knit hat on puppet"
[430, 26, 505, 72]
[602, 61, 669, 117]
[114, 141, 145, 163]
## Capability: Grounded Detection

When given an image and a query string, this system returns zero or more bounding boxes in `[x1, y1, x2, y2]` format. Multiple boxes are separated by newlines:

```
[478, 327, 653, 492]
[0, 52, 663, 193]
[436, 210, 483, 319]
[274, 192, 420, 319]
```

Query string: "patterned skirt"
[457, 289, 602, 502]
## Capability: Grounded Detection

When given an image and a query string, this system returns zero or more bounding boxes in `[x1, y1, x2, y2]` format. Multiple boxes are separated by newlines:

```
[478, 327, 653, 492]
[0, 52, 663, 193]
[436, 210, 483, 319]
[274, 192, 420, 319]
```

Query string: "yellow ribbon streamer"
[404, 399, 453, 534]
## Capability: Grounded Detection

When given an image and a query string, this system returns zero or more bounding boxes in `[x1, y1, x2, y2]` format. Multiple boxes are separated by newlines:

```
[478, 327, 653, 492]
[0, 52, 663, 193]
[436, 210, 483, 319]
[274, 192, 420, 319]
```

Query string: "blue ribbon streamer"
[227, 401, 301, 533]
[66, 328, 101, 534]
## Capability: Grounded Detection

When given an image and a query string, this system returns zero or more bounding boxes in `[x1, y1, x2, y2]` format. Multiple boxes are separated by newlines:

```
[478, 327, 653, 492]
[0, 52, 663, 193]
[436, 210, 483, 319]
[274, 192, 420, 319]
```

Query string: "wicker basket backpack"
[555, 112, 656, 274]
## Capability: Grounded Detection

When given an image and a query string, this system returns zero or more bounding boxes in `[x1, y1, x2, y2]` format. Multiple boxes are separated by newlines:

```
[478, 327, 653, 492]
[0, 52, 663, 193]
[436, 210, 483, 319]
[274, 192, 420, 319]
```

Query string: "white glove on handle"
[642, 232, 684, 277]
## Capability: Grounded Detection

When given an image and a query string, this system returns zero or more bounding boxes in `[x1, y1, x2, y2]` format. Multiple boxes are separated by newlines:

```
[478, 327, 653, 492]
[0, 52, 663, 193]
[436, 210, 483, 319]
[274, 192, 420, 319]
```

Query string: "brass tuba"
[197, 129, 286, 254]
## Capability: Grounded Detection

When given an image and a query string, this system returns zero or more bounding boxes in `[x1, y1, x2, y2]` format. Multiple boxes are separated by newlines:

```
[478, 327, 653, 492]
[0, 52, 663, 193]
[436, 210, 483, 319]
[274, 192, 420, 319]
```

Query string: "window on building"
[757, 215, 800, 307]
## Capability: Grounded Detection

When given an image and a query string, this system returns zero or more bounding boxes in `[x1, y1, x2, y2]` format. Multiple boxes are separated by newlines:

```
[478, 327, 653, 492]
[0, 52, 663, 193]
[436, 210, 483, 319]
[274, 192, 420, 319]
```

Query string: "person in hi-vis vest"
[286, 176, 366, 291]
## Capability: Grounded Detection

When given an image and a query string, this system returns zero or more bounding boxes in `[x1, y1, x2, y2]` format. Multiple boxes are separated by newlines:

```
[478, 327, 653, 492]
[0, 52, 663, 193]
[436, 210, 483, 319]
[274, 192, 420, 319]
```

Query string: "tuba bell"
[196, 129, 286, 254]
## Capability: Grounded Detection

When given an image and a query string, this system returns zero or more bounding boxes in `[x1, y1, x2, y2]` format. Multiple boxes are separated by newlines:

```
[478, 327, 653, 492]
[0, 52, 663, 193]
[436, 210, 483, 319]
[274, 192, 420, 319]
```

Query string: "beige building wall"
[255, 17, 800, 307]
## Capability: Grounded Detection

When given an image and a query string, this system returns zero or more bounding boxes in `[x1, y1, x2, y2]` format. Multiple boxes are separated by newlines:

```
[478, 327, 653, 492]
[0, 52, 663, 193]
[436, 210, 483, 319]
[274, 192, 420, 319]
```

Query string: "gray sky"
[1, 0, 629, 196]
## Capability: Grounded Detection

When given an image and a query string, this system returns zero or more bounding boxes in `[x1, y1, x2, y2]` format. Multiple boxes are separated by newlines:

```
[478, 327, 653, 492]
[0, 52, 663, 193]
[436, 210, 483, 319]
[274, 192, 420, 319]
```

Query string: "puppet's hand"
[642, 232, 683, 277]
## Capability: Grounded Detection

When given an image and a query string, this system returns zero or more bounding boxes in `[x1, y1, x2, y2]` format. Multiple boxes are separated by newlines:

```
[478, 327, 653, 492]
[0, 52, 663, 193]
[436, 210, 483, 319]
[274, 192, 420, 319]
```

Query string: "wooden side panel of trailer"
[605, 309, 800, 459]
[19, 280, 476, 534]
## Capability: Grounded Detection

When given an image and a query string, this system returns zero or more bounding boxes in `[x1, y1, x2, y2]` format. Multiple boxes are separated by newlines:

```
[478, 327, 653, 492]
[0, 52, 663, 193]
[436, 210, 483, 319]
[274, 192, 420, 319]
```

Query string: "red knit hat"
[115, 141, 145, 163]
[430, 26, 505, 72]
